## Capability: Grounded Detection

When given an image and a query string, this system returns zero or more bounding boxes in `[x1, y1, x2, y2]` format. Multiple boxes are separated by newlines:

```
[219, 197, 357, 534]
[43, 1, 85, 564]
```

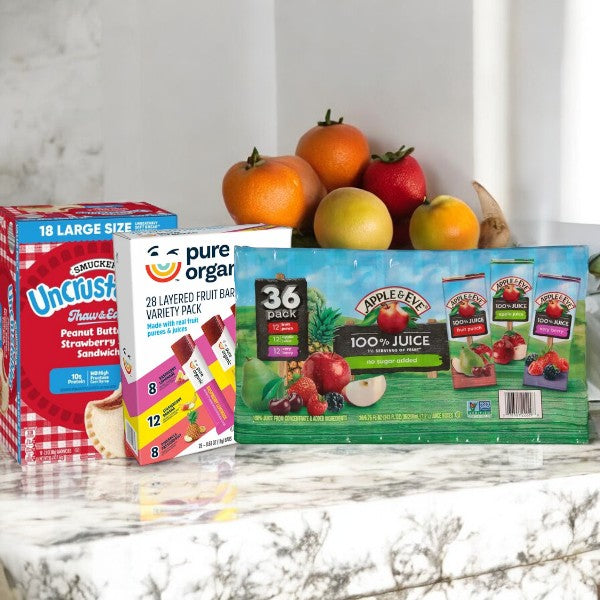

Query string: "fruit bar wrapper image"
[234, 245, 589, 444]
[523, 273, 581, 393]
[0, 202, 176, 464]
[113, 224, 291, 465]
[489, 259, 534, 370]
[442, 273, 496, 389]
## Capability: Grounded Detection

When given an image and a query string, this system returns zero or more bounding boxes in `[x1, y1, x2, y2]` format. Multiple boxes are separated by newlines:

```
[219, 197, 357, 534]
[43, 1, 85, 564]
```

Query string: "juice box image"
[442, 273, 496, 389]
[489, 259, 534, 368]
[113, 224, 291, 465]
[0, 202, 176, 464]
[523, 273, 581, 392]
[234, 245, 588, 444]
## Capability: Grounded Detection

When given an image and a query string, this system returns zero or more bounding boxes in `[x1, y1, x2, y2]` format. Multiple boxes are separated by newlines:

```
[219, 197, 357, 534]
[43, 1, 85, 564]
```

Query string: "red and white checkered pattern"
[0, 400, 18, 460]
[15, 242, 101, 464]
[19, 242, 55, 270]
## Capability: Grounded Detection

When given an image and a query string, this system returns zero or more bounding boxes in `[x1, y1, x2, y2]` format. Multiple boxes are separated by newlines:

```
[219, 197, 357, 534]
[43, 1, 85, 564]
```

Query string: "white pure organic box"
[113, 224, 291, 465]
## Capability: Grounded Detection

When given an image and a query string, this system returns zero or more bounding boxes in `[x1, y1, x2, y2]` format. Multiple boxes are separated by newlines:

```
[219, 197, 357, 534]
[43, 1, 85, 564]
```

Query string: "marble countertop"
[2, 411, 600, 600]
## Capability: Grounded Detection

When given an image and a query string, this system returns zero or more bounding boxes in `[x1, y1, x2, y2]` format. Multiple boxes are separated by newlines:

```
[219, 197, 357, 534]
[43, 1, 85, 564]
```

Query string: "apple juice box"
[442, 273, 496, 389]
[234, 245, 589, 444]
[113, 224, 291, 465]
[0, 202, 176, 464]
[489, 259, 534, 368]
[523, 273, 581, 393]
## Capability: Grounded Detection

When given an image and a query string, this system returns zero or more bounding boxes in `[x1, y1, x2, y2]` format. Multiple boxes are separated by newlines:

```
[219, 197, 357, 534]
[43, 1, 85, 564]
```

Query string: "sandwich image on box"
[0, 202, 176, 464]
[113, 224, 291, 465]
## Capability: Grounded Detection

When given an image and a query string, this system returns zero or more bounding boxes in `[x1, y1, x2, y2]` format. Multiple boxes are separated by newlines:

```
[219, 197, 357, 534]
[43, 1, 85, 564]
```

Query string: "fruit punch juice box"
[523, 273, 581, 392]
[489, 259, 534, 369]
[442, 273, 496, 389]
[0, 202, 176, 463]
[234, 245, 589, 444]
[114, 224, 291, 465]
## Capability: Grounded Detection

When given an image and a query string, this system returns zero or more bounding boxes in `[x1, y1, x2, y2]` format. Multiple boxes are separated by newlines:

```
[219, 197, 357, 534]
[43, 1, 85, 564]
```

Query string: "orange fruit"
[409, 195, 480, 250]
[222, 148, 324, 228]
[296, 109, 370, 192]
[270, 155, 326, 228]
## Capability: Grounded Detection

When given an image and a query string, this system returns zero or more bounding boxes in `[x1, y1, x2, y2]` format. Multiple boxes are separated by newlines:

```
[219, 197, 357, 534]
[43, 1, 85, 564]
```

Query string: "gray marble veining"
[1, 411, 600, 599]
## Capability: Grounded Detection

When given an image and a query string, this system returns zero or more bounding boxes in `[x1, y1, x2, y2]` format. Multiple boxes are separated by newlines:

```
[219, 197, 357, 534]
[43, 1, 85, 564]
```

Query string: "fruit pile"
[242, 352, 387, 419]
[452, 344, 493, 378]
[492, 331, 527, 364]
[526, 350, 569, 380]
[222, 109, 511, 251]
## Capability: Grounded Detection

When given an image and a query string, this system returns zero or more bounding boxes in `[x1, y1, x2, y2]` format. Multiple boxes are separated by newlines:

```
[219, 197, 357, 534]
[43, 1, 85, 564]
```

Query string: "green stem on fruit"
[317, 108, 343, 126]
[422, 197, 430, 206]
[371, 145, 415, 163]
[245, 147, 265, 169]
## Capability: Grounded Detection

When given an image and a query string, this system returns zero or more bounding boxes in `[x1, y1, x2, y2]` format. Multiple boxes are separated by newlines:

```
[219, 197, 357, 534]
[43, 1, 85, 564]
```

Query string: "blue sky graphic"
[235, 246, 588, 320]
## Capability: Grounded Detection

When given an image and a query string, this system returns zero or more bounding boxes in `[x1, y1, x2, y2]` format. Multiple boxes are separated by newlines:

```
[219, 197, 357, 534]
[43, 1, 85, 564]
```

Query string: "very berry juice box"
[113, 224, 291, 465]
[442, 273, 496, 389]
[523, 273, 581, 392]
[234, 245, 589, 444]
[0, 203, 176, 463]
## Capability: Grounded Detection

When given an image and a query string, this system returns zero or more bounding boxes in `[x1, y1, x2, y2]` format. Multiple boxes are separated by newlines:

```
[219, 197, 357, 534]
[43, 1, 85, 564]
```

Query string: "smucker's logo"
[145, 245, 182, 282]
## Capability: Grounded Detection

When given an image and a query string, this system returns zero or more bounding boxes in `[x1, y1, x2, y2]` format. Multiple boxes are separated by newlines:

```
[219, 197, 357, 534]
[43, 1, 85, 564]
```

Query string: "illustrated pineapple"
[308, 305, 342, 354]
[284, 305, 343, 383]
[184, 410, 206, 442]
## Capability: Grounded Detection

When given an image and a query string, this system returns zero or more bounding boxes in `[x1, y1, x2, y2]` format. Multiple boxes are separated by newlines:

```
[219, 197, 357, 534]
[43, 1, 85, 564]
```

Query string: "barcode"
[499, 390, 543, 419]
[125, 420, 138, 454]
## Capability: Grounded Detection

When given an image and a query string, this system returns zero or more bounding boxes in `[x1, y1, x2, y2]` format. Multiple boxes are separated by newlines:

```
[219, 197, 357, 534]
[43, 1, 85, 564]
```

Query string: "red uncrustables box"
[0, 203, 176, 463]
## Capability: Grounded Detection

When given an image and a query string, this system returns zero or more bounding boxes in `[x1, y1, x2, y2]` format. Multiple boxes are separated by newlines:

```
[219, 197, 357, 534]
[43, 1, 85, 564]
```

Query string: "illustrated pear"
[458, 345, 484, 376]
[241, 357, 277, 411]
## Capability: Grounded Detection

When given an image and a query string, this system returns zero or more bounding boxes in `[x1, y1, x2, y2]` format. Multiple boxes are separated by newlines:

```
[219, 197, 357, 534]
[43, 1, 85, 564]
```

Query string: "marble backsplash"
[0, 0, 103, 205]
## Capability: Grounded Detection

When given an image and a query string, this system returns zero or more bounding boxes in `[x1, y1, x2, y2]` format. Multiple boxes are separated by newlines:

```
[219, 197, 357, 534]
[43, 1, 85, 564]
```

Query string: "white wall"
[0, 0, 103, 205]
[1, 0, 598, 237]
[275, 0, 476, 209]
[101, 0, 277, 227]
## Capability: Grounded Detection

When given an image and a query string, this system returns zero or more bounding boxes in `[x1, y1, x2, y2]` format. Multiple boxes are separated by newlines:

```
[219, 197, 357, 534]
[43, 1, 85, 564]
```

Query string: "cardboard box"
[0, 203, 177, 463]
[234, 245, 589, 444]
[113, 224, 291, 465]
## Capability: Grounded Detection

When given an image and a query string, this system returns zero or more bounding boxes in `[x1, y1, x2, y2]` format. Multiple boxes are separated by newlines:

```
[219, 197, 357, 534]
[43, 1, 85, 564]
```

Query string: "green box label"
[346, 353, 443, 370]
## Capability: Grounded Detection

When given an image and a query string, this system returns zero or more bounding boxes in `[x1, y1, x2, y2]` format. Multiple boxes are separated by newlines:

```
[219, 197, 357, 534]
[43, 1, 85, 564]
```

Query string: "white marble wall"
[0, 0, 103, 205]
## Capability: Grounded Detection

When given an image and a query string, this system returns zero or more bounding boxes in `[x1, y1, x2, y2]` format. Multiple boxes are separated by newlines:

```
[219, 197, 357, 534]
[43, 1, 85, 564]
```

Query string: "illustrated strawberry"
[288, 376, 318, 406]
[557, 357, 569, 372]
[541, 350, 560, 367]
[306, 395, 327, 416]
[361, 146, 427, 220]
[528, 359, 544, 376]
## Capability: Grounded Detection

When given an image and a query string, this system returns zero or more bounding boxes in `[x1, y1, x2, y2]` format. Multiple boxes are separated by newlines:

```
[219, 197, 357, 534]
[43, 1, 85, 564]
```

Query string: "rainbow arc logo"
[145, 262, 181, 282]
